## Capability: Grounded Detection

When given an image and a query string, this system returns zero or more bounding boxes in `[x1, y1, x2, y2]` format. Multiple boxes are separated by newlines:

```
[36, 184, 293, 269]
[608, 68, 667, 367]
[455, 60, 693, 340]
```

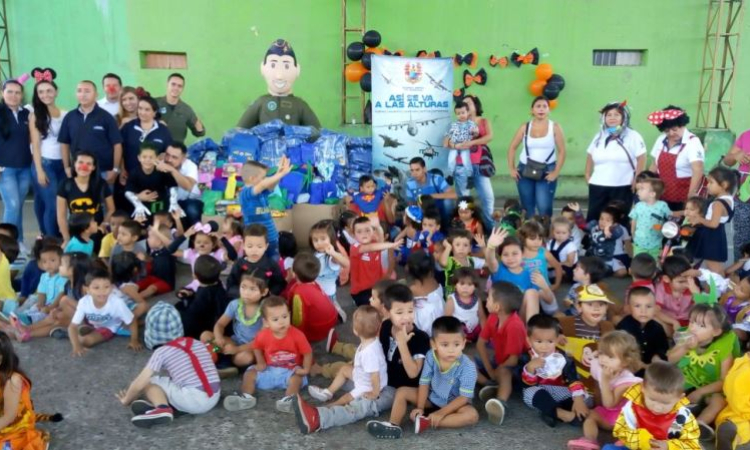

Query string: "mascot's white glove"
[168, 187, 185, 218]
[125, 191, 151, 220]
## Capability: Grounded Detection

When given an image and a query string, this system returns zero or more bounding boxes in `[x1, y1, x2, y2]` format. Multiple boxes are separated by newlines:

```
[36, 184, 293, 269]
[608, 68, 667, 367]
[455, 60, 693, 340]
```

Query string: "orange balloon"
[365, 47, 385, 55]
[549, 99, 559, 110]
[345, 62, 368, 82]
[529, 79, 546, 96]
[535, 63, 553, 81]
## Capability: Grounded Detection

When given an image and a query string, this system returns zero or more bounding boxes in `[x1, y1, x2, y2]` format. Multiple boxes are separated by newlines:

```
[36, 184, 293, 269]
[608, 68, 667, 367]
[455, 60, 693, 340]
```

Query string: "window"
[140, 51, 188, 69]
[593, 50, 645, 66]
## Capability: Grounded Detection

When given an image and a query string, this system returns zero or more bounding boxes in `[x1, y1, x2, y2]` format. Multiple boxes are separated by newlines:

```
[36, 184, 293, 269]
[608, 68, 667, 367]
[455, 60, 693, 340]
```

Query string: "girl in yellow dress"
[0, 331, 48, 450]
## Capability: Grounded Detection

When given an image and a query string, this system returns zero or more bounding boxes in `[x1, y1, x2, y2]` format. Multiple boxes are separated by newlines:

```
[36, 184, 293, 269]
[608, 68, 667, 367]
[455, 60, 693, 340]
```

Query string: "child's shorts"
[250, 366, 308, 391]
[94, 327, 116, 341]
[606, 258, 626, 274]
[150, 375, 221, 414]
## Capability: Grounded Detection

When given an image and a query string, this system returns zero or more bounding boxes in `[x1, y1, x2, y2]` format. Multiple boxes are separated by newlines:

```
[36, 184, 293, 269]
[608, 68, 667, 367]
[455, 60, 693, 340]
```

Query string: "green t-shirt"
[156, 97, 203, 142]
[679, 331, 741, 389]
[237, 94, 320, 129]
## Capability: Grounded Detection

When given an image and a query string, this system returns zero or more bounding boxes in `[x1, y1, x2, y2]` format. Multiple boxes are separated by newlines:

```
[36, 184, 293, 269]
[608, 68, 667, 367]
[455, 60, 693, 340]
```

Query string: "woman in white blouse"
[647, 106, 705, 211]
[584, 101, 646, 221]
[30, 79, 67, 237]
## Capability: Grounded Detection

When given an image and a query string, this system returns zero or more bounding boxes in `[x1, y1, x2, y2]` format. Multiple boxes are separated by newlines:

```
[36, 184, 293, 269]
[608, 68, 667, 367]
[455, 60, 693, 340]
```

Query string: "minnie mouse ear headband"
[31, 67, 57, 83]
[647, 109, 685, 126]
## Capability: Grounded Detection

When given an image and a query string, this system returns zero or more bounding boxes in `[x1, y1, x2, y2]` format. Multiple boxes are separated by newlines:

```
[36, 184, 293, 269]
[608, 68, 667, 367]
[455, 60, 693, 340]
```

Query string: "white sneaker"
[276, 395, 295, 413]
[308, 386, 333, 402]
[223, 392, 257, 411]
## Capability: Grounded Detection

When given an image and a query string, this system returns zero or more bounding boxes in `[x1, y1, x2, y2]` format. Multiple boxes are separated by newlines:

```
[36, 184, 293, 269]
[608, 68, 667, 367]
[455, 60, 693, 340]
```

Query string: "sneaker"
[698, 421, 715, 442]
[308, 386, 333, 402]
[49, 327, 68, 340]
[414, 414, 431, 434]
[367, 420, 403, 439]
[478, 385, 498, 403]
[276, 395, 294, 413]
[485, 398, 507, 426]
[292, 394, 320, 434]
[325, 328, 338, 354]
[130, 400, 154, 416]
[223, 392, 257, 411]
[131, 405, 174, 428]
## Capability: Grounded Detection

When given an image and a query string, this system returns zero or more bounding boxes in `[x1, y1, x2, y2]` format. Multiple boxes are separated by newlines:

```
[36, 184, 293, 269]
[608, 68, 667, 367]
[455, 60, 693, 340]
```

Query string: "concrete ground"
[5, 201, 708, 450]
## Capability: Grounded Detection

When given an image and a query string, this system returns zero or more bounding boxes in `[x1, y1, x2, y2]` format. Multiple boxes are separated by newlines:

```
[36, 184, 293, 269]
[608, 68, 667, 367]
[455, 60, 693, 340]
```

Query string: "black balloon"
[360, 72, 372, 92]
[363, 30, 382, 48]
[547, 74, 566, 91]
[347, 42, 365, 61]
[362, 53, 372, 70]
[543, 83, 561, 100]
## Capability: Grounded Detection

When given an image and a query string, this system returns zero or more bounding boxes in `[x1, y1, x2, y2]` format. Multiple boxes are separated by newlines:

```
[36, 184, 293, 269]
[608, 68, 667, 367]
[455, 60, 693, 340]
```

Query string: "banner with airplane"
[371, 55, 453, 191]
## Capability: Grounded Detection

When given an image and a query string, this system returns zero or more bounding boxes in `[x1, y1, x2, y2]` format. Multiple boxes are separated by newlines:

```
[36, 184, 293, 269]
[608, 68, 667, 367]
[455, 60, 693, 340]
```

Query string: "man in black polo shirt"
[59, 80, 123, 184]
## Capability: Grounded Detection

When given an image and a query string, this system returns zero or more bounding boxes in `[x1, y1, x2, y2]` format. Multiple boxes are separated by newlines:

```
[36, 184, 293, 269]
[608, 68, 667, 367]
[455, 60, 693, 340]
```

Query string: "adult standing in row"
[59, 80, 123, 185]
[452, 94, 495, 230]
[116, 86, 138, 128]
[507, 96, 567, 219]
[156, 73, 205, 143]
[157, 142, 203, 229]
[722, 130, 750, 259]
[0, 80, 31, 241]
[584, 101, 646, 222]
[647, 106, 705, 211]
[97, 73, 122, 117]
[120, 96, 172, 179]
[30, 75, 67, 237]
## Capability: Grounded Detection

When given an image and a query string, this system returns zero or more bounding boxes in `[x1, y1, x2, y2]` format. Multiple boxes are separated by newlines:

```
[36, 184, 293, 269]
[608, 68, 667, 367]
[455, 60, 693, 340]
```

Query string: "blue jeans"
[0, 166, 32, 240]
[178, 198, 204, 230]
[32, 158, 65, 237]
[516, 163, 557, 218]
[454, 165, 495, 230]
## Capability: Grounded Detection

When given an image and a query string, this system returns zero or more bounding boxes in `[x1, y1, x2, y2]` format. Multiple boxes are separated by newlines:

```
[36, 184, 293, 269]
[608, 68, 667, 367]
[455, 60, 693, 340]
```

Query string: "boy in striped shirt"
[367, 316, 478, 439]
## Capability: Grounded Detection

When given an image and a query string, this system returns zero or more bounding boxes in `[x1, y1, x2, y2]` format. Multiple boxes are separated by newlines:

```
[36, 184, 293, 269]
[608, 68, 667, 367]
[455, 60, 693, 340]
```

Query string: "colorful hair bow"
[134, 86, 151, 99]
[453, 88, 466, 104]
[416, 50, 442, 59]
[453, 52, 478, 68]
[647, 109, 685, 126]
[510, 48, 540, 67]
[458, 200, 473, 211]
[489, 55, 509, 68]
[193, 222, 212, 234]
[463, 68, 487, 88]
[31, 67, 57, 83]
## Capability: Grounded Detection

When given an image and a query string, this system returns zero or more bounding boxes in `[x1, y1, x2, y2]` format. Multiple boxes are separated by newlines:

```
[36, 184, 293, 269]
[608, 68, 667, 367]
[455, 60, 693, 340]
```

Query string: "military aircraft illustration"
[380, 73, 393, 85]
[415, 140, 447, 160]
[425, 72, 450, 92]
[376, 113, 451, 137]
[384, 153, 409, 165]
[379, 134, 404, 148]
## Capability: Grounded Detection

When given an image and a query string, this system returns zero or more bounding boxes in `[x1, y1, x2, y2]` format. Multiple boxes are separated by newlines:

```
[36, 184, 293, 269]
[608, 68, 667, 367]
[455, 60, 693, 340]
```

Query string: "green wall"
[9, 0, 750, 186]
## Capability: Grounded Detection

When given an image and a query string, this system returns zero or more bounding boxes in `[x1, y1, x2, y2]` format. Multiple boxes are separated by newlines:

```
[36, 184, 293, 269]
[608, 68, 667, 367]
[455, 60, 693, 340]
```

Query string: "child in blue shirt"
[18, 246, 67, 324]
[367, 316, 478, 439]
[63, 212, 97, 256]
[239, 156, 293, 260]
[485, 229, 553, 321]
[629, 178, 671, 259]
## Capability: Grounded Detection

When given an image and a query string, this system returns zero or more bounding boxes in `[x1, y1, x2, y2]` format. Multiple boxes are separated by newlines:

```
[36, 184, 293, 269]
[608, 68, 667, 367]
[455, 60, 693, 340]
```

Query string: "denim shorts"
[250, 365, 308, 391]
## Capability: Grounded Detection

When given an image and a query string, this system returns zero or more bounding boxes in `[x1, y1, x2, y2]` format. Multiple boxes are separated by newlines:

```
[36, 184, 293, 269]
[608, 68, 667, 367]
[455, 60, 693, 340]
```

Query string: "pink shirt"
[655, 281, 694, 324]
[734, 130, 750, 174]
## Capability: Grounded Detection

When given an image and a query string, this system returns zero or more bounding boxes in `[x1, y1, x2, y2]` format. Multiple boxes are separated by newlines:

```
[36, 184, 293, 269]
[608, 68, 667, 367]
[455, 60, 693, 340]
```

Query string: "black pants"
[351, 289, 372, 307]
[531, 388, 574, 421]
[586, 184, 634, 225]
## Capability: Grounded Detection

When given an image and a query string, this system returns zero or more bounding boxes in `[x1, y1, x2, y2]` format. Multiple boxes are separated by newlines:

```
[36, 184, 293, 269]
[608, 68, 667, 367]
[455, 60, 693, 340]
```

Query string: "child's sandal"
[567, 437, 599, 450]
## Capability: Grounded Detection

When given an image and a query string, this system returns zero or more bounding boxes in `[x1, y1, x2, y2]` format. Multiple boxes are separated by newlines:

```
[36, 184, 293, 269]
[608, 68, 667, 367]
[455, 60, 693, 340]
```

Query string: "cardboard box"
[292, 203, 343, 248]
[272, 210, 294, 234]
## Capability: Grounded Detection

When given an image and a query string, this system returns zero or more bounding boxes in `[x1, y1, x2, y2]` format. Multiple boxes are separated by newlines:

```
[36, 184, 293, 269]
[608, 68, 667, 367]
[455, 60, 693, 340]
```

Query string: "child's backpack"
[144, 301, 184, 350]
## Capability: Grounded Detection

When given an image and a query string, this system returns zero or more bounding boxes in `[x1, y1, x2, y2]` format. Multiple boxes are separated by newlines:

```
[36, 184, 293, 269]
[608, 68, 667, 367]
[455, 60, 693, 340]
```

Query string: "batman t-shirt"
[57, 177, 111, 223]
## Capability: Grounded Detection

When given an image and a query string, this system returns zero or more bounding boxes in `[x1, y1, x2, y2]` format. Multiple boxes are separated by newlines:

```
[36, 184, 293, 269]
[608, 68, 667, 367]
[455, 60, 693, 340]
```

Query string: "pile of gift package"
[188, 120, 373, 247]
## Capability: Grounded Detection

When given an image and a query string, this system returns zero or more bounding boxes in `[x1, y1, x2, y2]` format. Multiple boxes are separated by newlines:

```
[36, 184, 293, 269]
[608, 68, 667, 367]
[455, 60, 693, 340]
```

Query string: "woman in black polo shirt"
[56, 151, 114, 246]
[0, 80, 32, 241]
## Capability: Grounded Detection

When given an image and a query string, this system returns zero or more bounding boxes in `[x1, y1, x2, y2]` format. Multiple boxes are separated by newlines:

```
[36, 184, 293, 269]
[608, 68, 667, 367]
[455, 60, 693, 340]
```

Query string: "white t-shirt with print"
[587, 129, 646, 187]
[350, 339, 388, 399]
[71, 293, 134, 332]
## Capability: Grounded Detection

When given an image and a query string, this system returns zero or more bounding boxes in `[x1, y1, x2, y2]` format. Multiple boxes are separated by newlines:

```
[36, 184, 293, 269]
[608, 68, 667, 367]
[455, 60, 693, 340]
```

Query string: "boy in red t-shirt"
[476, 280, 529, 426]
[349, 216, 403, 307]
[223, 296, 312, 414]
[285, 252, 337, 343]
